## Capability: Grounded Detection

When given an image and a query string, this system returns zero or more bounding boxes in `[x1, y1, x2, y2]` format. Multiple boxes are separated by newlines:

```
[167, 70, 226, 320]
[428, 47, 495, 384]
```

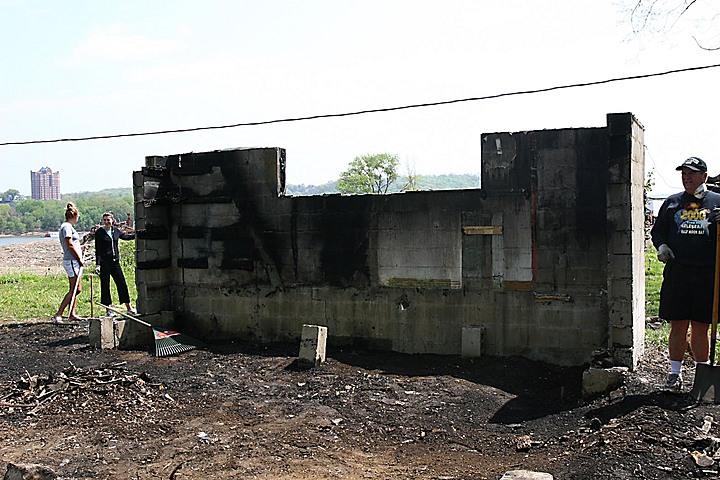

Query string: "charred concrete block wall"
[607, 114, 646, 367]
[133, 113, 645, 368]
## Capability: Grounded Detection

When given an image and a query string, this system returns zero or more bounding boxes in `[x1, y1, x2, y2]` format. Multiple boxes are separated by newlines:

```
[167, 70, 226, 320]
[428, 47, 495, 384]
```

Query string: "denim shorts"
[62, 259, 81, 278]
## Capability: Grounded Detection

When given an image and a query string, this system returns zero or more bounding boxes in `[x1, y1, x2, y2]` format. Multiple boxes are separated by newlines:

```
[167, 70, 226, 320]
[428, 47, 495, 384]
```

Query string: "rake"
[99, 303, 202, 357]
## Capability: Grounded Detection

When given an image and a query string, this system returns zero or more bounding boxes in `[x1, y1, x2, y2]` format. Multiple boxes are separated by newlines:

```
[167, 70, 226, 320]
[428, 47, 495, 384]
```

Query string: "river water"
[0, 236, 56, 247]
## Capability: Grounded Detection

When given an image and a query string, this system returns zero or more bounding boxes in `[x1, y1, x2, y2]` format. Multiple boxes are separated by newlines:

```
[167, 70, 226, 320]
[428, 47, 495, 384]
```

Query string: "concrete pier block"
[298, 324, 327, 368]
[461, 325, 486, 357]
[501, 470, 553, 480]
[5, 462, 57, 480]
[582, 366, 628, 397]
[89, 317, 125, 350]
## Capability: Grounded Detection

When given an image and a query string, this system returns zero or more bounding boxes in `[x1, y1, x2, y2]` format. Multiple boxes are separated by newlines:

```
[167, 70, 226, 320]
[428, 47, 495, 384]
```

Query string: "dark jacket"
[95, 227, 135, 266]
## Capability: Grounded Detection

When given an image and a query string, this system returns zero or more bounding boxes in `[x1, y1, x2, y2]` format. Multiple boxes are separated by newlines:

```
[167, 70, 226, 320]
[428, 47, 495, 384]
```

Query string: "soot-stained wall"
[133, 113, 645, 368]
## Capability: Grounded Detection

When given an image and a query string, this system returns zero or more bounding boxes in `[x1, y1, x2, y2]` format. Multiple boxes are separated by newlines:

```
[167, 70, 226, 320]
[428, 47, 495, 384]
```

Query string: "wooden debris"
[0, 362, 165, 416]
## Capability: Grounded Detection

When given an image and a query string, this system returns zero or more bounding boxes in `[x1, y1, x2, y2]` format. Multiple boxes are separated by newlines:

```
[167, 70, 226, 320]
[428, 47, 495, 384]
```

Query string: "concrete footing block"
[298, 324, 327, 368]
[582, 366, 629, 397]
[461, 325, 485, 357]
[4, 462, 57, 480]
[500, 470, 553, 480]
[89, 316, 155, 351]
[89, 317, 125, 349]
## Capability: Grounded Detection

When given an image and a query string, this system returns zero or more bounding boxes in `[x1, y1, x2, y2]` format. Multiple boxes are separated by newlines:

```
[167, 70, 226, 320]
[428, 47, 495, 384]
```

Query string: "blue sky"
[1, 0, 719, 195]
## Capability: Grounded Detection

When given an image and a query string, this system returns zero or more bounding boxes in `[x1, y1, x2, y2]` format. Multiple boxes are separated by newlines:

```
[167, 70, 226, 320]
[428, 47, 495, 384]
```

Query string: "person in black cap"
[651, 157, 720, 392]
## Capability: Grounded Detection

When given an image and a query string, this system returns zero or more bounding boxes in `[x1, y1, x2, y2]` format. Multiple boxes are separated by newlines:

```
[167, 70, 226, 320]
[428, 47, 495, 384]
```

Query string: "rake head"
[152, 329, 202, 357]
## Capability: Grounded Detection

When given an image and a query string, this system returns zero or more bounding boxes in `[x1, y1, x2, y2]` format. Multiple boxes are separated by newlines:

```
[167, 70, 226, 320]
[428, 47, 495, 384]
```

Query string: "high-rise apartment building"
[30, 167, 61, 200]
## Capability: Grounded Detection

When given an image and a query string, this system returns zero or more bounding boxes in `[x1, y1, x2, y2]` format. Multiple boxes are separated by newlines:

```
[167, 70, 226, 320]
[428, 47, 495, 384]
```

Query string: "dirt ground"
[0, 238, 63, 275]
[1, 242, 720, 479]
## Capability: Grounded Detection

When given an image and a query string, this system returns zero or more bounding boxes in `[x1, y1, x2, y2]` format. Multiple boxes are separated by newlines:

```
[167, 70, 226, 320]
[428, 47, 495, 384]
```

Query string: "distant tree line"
[0, 189, 133, 234]
[332, 153, 480, 195]
[0, 169, 481, 233]
[285, 173, 480, 196]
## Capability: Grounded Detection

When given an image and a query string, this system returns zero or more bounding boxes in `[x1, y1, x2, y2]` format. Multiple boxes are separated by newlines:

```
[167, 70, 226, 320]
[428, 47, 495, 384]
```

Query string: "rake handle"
[90, 274, 94, 319]
[98, 302, 152, 328]
[712, 224, 720, 366]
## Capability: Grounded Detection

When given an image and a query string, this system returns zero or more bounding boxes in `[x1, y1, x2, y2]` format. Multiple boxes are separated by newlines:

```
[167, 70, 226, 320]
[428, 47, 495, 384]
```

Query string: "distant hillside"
[413, 173, 480, 191]
[63, 188, 132, 199]
[59, 174, 481, 199]
[286, 180, 339, 196]
[286, 173, 480, 196]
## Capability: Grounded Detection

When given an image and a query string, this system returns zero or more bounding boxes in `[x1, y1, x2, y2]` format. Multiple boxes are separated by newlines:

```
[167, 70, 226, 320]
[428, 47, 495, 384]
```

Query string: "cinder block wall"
[134, 113, 645, 368]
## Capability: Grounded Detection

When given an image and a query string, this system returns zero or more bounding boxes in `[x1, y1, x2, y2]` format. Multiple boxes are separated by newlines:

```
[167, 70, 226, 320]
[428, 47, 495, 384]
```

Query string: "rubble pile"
[0, 362, 167, 417]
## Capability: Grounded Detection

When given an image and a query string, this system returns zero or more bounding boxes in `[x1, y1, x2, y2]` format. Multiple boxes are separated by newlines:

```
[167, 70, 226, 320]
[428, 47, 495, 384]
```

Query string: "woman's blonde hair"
[64, 202, 79, 221]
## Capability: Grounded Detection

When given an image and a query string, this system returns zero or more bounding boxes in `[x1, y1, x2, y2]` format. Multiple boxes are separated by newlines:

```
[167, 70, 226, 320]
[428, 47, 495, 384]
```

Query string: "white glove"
[657, 244, 675, 263]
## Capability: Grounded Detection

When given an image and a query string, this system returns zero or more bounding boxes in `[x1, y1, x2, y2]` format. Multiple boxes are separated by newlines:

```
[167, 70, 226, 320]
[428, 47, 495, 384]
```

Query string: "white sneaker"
[127, 307, 137, 315]
[106, 309, 117, 317]
[662, 373, 683, 393]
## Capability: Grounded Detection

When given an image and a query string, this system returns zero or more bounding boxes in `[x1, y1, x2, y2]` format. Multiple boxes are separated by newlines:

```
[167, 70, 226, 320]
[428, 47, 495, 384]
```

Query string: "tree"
[400, 160, 422, 192]
[337, 154, 399, 194]
[0, 204, 11, 232]
[644, 169, 655, 247]
[0, 196, 134, 234]
[0, 189, 20, 202]
[622, 0, 719, 49]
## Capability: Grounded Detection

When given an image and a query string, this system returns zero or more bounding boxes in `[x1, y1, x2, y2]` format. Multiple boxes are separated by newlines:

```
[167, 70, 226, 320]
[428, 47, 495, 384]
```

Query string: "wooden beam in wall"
[533, 293, 572, 302]
[503, 281, 533, 291]
[462, 226, 503, 235]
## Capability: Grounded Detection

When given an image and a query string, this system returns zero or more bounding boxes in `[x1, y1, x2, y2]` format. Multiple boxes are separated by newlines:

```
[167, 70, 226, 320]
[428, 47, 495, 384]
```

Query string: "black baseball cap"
[676, 157, 707, 172]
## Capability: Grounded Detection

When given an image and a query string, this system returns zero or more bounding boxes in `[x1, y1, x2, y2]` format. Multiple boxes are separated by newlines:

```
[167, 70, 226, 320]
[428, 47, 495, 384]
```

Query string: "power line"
[2, 62, 720, 147]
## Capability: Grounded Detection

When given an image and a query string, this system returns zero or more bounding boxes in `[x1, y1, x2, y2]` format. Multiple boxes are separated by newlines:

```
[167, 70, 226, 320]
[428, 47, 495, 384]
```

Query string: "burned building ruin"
[133, 112, 645, 368]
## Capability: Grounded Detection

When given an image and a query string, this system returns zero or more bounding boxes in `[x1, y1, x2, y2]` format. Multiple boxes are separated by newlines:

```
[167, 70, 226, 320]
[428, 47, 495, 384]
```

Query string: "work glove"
[95, 265, 101, 275]
[657, 244, 675, 263]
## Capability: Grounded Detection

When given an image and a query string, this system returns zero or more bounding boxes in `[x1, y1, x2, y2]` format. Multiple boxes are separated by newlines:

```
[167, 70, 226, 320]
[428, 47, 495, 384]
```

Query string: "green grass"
[645, 322, 670, 346]
[0, 240, 137, 323]
[645, 249, 663, 317]
[645, 248, 670, 346]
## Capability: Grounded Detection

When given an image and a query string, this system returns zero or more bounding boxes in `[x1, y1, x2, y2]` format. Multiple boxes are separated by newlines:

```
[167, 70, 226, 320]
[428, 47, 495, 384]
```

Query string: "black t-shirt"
[651, 190, 720, 267]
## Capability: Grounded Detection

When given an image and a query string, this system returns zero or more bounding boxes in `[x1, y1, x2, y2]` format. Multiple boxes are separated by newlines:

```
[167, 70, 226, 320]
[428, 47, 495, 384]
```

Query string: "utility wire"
[2, 62, 720, 147]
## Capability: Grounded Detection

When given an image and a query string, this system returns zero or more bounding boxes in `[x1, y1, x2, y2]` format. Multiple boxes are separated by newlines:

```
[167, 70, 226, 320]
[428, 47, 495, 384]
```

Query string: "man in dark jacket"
[651, 157, 720, 392]
[95, 211, 137, 316]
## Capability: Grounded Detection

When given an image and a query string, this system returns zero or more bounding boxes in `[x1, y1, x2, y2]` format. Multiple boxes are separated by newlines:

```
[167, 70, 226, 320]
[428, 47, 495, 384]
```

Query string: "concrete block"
[461, 325, 485, 357]
[500, 470, 553, 480]
[89, 317, 124, 349]
[613, 346, 642, 371]
[160, 310, 175, 328]
[117, 318, 154, 350]
[607, 233, 633, 256]
[89, 316, 154, 351]
[607, 278, 633, 302]
[184, 295, 213, 316]
[582, 366, 628, 397]
[610, 325, 634, 347]
[4, 462, 57, 480]
[298, 324, 328, 368]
